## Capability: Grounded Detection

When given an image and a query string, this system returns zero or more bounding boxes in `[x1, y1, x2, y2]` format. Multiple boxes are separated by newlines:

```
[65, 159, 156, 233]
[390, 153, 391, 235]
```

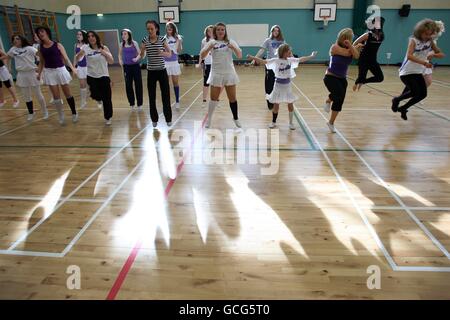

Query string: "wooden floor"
[0, 64, 449, 299]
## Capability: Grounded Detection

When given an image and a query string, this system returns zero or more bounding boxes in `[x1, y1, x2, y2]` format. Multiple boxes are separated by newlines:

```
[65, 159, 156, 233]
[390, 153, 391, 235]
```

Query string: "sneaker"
[58, 112, 65, 125]
[105, 119, 112, 125]
[137, 105, 143, 112]
[323, 102, 331, 113]
[327, 122, 336, 133]
[72, 113, 79, 123]
[80, 103, 87, 109]
[289, 123, 296, 130]
[13, 100, 20, 108]
[43, 110, 49, 120]
[49, 98, 54, 105]
[152, 122, 158, 128]
[233, 119, 242, 128]
[174, 103, 180, 110]
[391, 98, 399, 113]
[0, 101, 5, 108]
[400, 108, 408, 121]
[97, 101, 103, 109]
[27, 113, 34, 121]
[167, 122, 172, 127]
[130, 105, 136, 111]
[268, 122, 277, 129]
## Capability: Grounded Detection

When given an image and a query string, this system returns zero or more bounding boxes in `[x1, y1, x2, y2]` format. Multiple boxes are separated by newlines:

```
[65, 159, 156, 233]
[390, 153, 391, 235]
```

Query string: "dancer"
[1, 35, 47, 120]
[76, 31, 114, 125]
[353, 17, 385, 91]
[0, 54, 20, 108]
[392, 19, 445, 120]
[423, 20, 445, 87]
[119, 28, 143, 111]
[35, 25, 78, 124]
[138, 20, 173, 128]
[197, 25, 214, 105]
[73, 30, 88, 109]
[251, 25, 285, 110]
[248, 45, 317, 129]
[323, 28, 361, 133]
[200, 22, 242, 129]
[164, 22, 183, 109]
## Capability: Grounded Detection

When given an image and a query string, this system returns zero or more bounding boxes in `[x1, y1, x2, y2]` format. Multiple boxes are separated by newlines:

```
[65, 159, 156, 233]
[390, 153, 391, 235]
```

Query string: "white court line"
[396, 266, 450, 272]
[293, 81, 450, 266]
[0, 112, 57, 137]
[6, 78, 203, 252]
[292, 104, 398, 271]
[369, 206, 450, 212]
[60, 91, 203, 256]
[296, 108, 449, 112]
[0, 249, 63, 258]
[0, 195, 106, 203]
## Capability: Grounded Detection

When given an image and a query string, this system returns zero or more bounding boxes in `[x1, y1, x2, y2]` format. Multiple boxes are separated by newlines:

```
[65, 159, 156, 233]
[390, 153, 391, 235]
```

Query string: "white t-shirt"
[266, 57, 300, 79]
[201, 38, 213, 65]
[399, 37, 433, 76]
[210, 39, 240, 74]
[262, 38, 285, 59]
[165, 35, 181, 55]
[81, 44, 109, 78]
[7, 46, 38, 71]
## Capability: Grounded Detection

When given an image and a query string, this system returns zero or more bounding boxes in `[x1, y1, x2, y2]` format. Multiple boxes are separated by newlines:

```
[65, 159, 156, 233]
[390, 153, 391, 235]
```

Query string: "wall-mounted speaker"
[398, 4, 411, 17]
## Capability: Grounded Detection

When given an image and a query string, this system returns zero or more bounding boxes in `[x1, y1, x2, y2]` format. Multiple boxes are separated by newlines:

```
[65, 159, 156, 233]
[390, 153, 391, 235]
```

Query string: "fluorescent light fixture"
[97, 13, 103, 17]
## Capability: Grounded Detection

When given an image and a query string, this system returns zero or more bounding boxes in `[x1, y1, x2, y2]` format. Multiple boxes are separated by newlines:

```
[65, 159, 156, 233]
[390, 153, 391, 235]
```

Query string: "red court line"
[106, 114, 208, 300]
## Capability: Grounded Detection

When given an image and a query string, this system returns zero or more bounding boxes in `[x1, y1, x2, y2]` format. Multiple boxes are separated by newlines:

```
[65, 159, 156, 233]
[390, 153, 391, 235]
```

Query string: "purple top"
[41, 42, 64, 69]
[276, 78, 291, 84]
[122, 45, 139, 65]
[75, 46, 87, 67]
[164, 51, 178, 62]
[327, 55, 352, 78]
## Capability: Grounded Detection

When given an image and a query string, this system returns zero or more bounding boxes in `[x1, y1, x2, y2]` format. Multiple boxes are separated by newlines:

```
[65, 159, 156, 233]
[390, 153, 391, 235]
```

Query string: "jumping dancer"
[35, 25, 78, 124]
[73, 30, 88, 109]
[392, 19, 445, 120]
[76, 31, 114, 125]
[0, 54, 19, 108]
[138, 20, 173, 128]
[353, 17, 385, 91]
[119, 28, 143, 111]
[248, 45, 316, 130]
[323, 28, 361, 133]
[1, 35, 47, 120]
[251, 25, 285, 110]
[200, 22, 242, 129]
[164, 22, 183, 109]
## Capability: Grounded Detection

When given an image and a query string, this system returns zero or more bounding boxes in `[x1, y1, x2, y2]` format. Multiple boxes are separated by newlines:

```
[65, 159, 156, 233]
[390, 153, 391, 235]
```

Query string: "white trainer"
[27, 113, 34, 121]
[105, 119, 112, 125]
[268, 122, 276, 129]
[72, 113, 79, 123]
[289, 123, 296, 130]
[43, 110, 49, 120]
[327, 122, 336, 133]
[174, 103, 180, 110]
[13, 100, 20, 108]
[323, 102, 331, 113]
[233, 119, 242, 128]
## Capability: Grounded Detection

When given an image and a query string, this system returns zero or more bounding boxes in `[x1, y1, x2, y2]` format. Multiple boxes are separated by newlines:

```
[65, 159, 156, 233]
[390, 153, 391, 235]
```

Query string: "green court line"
[0, 145, 448, 153]
[293, 110, 317, 150]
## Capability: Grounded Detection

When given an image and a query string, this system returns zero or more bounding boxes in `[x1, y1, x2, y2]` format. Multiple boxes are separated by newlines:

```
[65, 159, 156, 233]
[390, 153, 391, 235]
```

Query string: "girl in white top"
[197, 25, 214, 104]
[1, 35, 48, 121]
[200, 22, 242, 129]
[423, 20, 445, 87]
[164, 22, 183, 109]
[73, 30, 89, 109]
[248, 44, 317, 130]
[76, 31, 115, 125]
[393, 19, 445, 121]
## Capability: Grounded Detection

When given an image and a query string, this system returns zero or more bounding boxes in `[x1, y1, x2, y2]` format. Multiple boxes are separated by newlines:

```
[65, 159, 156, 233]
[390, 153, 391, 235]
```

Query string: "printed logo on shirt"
[14, 49, 28, 56]
[214, 43, 228, 50]
[414, 43, 431, 53]
[271, 41, 283, 49]
[86, 51, 102, 57]
[278, 63, 291, 73]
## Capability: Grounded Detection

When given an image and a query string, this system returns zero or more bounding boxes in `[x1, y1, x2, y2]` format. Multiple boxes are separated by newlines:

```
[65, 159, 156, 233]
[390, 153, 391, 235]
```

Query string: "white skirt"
[0, 65, 11, 82]
[423, 67, 433, 75]
[266, 82, 298, 104]
[76, 66, 88, 79]
[42, 66, 72, 86]
[16, 70, 41, 87]
[207, 71, 239, 87]
[165, 61, 181, 76]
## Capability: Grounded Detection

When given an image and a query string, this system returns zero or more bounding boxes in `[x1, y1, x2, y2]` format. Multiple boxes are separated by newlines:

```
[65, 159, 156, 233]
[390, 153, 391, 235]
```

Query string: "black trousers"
[355, 60, 384, 85]
[396, 74, 427, 111]
[265, 66, 275, 108]
[147, 69, 172, 123]
[0, 80, 12, 88]
[323, 74, 348, 112]
[123, 64, 143, 107]
[87, 76, 113, 120]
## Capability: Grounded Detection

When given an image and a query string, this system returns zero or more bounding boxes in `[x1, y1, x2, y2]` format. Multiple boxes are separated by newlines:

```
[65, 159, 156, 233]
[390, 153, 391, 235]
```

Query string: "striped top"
[142, 35, 167, 70]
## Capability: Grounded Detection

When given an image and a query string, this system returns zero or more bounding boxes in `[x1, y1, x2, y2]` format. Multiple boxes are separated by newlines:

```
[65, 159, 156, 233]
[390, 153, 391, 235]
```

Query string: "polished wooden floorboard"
[0, 65, 449, 299]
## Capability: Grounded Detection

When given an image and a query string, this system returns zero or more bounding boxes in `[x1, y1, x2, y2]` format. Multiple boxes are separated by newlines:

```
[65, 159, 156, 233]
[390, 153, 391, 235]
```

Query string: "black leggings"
[123, 64, 143, 107]
[147, 69, 172, 123]
[355, 60, 384, 85]
[395, 74, 427, 111]
[0, 80, 12, 88]
[203, 64, 211, 87]
[87, 76, 113, 120]
[265, 66, 275, 109]
[323, 74, 348, 112]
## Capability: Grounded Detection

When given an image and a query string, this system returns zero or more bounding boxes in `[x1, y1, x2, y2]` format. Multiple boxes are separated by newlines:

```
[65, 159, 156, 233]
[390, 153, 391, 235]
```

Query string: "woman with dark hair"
[138, 20, 173, 128]
[35, 25, 78, 125]
[164, 22, 183, 109]
[76, 31, 115, 125]
[251, 25, 285, 110]
[119, 28, 143, 111]
[73, 30, 89, 108]
[0, 35, 47, 120]
[353, 17, 385, 91]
